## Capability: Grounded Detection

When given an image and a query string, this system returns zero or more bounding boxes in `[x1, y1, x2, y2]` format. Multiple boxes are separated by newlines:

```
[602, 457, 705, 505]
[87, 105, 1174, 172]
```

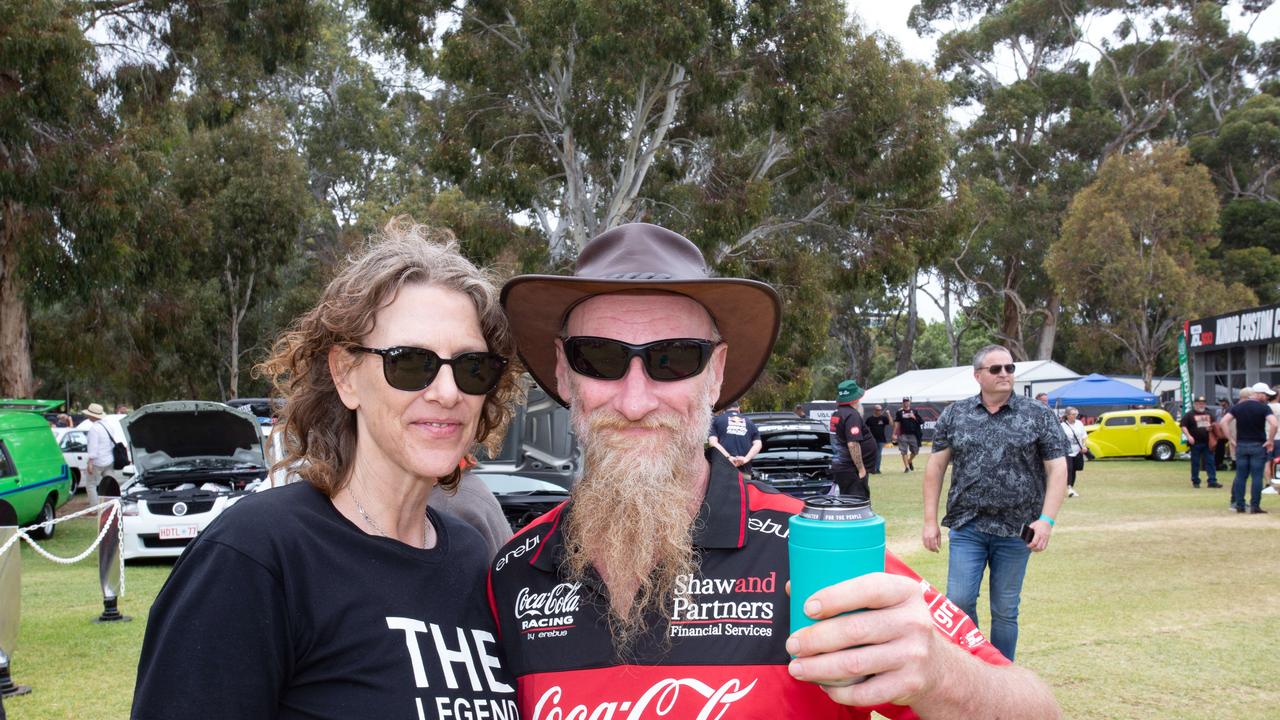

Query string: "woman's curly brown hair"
[257, 218, 523, 496]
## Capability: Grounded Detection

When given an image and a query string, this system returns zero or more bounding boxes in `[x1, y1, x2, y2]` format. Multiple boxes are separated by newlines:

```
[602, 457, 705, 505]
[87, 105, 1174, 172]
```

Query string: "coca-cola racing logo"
[532, 677, 758, 720]
[515, 582, 581, 637]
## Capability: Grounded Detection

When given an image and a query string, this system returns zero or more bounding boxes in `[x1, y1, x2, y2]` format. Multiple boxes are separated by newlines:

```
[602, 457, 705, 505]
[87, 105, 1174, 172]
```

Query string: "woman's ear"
[329, 346, 361, 411]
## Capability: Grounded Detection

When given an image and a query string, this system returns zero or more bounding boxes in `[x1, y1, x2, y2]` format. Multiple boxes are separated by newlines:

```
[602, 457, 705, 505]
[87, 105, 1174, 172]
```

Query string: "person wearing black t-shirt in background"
[1218, 382, 1279, 514]
[865, 404, 892, 474]
[829, 380, 877, 500]
[708, 402, 762, 475]
[1214, 398, 1232, 470]
[1180, 396, 1222, 489]
[893, 397, 924, 472]
[132, 222, 522, 720]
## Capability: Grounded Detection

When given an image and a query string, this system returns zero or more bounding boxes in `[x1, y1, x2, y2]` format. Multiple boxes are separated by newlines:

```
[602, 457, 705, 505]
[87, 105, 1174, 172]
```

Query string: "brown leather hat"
[501, 223, 780, 411]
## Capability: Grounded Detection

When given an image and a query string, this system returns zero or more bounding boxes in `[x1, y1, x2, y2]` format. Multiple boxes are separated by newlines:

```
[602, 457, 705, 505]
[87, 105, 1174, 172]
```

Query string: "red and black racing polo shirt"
[487, 451, 1007, 720]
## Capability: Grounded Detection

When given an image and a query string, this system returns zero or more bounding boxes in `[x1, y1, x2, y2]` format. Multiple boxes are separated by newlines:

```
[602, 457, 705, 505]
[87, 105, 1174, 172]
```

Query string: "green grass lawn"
[4, 460, 1280, 719]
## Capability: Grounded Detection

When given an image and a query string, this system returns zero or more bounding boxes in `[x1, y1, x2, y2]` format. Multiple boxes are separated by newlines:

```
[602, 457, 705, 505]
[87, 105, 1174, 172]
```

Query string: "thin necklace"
[347, 485, 431, 549]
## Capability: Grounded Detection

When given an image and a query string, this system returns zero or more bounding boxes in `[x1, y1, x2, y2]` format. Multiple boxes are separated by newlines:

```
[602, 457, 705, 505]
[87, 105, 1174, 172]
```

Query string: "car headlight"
[121, 499, 140, 516]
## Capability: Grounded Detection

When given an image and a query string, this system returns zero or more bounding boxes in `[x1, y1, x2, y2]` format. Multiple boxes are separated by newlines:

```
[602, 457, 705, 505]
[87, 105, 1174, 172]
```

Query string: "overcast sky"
[845, 1, 1280, 65]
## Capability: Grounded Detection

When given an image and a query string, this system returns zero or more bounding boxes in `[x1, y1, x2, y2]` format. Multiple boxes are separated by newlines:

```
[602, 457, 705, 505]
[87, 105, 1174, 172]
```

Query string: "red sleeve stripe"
[745, 483, 804, 514]
[529, 504, 564, 566]
[737, 471, 747, 547]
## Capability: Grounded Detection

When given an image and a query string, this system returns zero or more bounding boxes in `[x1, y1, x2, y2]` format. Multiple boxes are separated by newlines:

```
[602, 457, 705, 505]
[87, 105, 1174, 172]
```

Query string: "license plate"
[159, 525, 198, 540]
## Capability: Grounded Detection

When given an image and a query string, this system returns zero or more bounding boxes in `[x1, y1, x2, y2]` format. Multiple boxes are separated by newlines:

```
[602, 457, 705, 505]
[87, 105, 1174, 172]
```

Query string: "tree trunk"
[896, 268, 920, 374]
[1036, 292, 1059, 361]
[1001, 257, 1027, 360]
[224, 256, 255, 401]
[942, 280, 960, 366]
[228, 306, 240, 400]
[1143, 361, 1154, 392]
[0, 201, 35, 397]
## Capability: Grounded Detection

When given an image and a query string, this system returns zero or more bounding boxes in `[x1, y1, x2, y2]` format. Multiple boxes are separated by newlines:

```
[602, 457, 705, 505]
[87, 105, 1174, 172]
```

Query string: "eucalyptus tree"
[910, 0, 1274, 361]
[367, 0, 951, 406]
[1047, 143, 1252, 389]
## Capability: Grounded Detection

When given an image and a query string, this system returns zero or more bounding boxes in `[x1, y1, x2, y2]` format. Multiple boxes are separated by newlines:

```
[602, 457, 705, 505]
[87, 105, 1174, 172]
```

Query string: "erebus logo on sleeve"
[532, 677, 758, 720]
[385, 617, 518, 720]
[495, 534, 540, 571]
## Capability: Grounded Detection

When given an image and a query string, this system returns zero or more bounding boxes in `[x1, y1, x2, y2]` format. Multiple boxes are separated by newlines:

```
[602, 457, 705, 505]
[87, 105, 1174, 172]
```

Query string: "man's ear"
[329, 346, 360, 411]
[707, 341, 728, 401]
[553, 338, 570, 401]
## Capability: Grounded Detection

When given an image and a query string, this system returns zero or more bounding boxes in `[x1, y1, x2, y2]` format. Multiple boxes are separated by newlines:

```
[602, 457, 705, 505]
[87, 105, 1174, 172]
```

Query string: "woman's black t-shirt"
[132, 481, 517, 720]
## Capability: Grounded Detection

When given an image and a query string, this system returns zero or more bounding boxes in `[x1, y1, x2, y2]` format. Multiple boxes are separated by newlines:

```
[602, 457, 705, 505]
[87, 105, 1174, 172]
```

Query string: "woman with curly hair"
[133, 219, 523, 720]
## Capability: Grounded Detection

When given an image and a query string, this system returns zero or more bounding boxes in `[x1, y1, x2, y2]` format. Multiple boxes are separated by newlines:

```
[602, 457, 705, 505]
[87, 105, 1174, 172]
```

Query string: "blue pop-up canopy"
[1045, 373, 1158, 407]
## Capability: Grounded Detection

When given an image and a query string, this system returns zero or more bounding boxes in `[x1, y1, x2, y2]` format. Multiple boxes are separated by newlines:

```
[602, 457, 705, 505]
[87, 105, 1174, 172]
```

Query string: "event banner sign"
[1178, 331, 1192, 416]
[1188, 302, 1280, 351]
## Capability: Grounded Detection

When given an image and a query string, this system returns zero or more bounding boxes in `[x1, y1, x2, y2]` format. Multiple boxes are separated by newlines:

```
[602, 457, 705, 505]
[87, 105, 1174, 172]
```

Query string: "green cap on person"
[836, 379, 864, 403]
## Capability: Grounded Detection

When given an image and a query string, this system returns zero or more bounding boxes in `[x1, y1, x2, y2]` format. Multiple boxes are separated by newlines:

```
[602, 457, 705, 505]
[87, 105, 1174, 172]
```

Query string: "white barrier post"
[0, 502, 31, 698]
[94, 478, 129, 624]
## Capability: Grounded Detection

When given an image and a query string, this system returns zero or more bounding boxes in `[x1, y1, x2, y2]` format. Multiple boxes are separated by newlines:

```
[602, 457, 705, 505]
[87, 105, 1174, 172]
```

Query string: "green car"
[0, 399, 73, 538]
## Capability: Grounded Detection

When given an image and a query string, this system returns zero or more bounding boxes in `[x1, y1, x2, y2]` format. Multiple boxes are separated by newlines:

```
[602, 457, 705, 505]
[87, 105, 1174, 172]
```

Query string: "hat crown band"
[600, 271, 675, 280]
[574, 223, 710, 281]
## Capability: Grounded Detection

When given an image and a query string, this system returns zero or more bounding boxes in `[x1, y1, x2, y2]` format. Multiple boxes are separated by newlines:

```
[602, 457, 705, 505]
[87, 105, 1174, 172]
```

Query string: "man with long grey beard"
[488, 223, 1061, 720]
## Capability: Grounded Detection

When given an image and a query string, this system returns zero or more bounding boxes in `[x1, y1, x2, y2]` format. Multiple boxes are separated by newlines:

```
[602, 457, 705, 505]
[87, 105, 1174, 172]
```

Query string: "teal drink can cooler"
[788, 496, 886, 637]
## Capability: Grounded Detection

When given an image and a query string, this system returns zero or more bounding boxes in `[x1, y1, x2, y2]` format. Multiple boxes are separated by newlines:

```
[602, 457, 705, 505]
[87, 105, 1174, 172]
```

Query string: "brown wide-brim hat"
[501, 223, 781, 411]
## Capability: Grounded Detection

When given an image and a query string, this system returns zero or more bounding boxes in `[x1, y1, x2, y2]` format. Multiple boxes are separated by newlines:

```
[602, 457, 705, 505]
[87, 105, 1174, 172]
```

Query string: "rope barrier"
[0, 499, 126, 596]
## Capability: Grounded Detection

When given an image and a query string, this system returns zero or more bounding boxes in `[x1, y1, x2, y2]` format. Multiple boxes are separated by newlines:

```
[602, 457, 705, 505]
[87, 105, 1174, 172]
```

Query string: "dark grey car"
[742, 412, 835, 497]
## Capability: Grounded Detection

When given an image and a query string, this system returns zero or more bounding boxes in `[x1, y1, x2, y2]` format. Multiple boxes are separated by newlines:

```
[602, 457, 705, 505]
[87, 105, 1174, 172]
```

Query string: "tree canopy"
[3, 0, 1275, 409]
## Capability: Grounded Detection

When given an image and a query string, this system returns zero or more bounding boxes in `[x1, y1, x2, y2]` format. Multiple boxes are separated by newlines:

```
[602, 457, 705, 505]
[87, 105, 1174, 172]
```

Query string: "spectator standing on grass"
[893, 397, 924, 472]
[829, 380, 877, 500]
[1266, 387, 1280, 484]
[865, 403, 891, 474]
[83, 402, 115, 506]
[922, 344, 1068, 662]
[1214, 398, 1231, 470]
[1180, 396, 1221, 489]
[1218, 383, 1277, 514]
[708, 401, 762, 475]
[1059, 407, 1087, 498]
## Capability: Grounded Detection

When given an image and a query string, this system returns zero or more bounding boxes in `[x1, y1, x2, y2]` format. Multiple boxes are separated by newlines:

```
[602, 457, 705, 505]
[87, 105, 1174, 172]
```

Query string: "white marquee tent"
[861, 361, 1081, 406]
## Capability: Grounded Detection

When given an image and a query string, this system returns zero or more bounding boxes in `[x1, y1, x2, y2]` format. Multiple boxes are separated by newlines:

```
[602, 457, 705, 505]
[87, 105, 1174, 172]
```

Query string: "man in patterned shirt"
[921, 344, 1068, 662]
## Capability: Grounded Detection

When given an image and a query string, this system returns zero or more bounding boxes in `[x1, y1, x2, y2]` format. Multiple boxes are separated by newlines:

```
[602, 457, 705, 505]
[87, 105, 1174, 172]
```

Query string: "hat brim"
[501, 275, 781, 412]
[84, 410, 104, 419]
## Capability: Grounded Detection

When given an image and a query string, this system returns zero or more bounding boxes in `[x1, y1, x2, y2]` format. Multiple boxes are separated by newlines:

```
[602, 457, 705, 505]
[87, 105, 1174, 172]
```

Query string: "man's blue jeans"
[1188, 442, 1216, 486]
[1232, 441, 1267, 509]
[946, 523, 1032, 662]
[872, 441, 883, 472]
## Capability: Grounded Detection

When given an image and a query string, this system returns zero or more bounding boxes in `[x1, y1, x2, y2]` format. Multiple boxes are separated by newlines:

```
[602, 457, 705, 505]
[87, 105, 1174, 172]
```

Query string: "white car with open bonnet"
[120, 401, 269, 560]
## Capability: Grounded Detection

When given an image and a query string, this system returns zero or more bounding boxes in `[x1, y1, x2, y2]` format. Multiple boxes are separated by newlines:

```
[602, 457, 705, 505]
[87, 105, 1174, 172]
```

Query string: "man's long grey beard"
[561, 379, 715, 655]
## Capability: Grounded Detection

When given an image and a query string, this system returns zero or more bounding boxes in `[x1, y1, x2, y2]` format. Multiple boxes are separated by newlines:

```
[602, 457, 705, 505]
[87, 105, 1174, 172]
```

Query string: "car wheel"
[69, 468, 81, 494]
[1152, 441, 1175, 461]
[29, 497, 56, 540]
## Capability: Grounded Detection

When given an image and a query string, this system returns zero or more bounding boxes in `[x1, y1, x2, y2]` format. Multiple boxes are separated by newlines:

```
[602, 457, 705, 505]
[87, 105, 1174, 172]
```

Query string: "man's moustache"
[588, 414, 682, 433]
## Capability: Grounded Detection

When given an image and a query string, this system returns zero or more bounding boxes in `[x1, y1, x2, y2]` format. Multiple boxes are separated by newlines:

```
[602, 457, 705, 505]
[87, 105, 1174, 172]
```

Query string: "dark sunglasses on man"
[983, 364, 1017, 376]
[561, 336, 716, 382]
[351, 346, 507, 395]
